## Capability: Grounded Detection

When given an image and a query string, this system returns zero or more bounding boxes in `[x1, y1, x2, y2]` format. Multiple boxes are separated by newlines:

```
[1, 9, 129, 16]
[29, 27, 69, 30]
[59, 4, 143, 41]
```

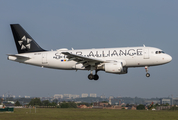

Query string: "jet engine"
[104, 62, 128, 74]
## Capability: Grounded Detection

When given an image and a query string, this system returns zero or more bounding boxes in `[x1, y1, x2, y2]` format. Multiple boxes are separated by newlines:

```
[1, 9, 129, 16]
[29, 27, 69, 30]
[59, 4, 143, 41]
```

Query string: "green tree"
[170, 105, 178, 110]
[136, 104, 145, 110]
[50, 102, 57, 106]
[29, 98, 42, 106]
[154, 103, 159, 108]
[15, 101, 21, 106]
[126, 104, 130, 107]
[52, 99, 58, 104]
[68, 102, 77, 108]
[60, 102, 69, 108]
[165, 103, 169, 106]
[42, 100, 50, 106]
[60, 101, 77, 108]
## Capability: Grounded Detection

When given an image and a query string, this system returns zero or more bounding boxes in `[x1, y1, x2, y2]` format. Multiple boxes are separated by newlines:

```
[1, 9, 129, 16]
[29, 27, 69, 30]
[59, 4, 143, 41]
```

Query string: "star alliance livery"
[8, 24, 172, 80]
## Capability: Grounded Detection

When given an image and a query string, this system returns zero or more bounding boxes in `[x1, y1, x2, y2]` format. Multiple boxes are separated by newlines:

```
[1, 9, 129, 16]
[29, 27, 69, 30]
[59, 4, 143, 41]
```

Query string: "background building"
[54, 94, 63, 99]
[81, 93, 88, 98]
[25, 96, 30, 98]
[160, 98, 171, 105]
[70, 94, 80, 99]
[90, 93, 97, 98]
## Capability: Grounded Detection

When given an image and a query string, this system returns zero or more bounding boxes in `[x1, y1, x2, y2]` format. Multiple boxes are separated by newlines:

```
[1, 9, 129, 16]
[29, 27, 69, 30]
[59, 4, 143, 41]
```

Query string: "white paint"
[8, 46, 172, 71]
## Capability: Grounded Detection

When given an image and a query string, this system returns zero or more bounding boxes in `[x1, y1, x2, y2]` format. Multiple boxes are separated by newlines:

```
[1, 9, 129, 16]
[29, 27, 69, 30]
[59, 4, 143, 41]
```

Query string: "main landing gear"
[88, 70, 99, 80]
[145, 66, 150, 77]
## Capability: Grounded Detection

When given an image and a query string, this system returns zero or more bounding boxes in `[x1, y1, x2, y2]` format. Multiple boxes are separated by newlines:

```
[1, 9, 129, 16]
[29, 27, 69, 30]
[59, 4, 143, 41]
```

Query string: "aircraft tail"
[10, 24, 45, 53]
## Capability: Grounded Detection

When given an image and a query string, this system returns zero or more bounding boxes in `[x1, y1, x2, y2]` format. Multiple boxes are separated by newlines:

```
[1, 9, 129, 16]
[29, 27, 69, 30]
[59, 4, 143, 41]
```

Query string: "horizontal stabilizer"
[7, 54, 31, 59]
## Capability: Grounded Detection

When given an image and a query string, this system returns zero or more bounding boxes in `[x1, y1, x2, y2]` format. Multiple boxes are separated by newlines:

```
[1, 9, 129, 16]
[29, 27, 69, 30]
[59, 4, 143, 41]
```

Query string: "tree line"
[28, 98, 56, 106]
[28, 98, 77, 108]
[14, 98, 94, 108]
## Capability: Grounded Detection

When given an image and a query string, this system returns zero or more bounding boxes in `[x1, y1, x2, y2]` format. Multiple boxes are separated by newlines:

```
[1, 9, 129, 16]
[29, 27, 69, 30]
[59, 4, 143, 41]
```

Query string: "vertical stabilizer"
[10, 24, 45, 53]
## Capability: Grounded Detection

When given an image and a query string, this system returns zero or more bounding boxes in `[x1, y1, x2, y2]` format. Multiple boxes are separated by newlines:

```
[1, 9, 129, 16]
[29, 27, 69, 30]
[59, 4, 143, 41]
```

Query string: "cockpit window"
[155, 51, 165, 54]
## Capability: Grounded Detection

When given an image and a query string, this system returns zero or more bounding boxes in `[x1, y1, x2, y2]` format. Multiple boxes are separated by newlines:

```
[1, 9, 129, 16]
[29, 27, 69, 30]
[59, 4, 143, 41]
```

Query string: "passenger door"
[143, 49, 149, 59]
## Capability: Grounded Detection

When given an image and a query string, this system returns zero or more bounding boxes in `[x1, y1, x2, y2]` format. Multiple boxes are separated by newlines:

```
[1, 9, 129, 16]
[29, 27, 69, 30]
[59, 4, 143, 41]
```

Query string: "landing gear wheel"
[88, 74, 94, 80]
[146, 73, 150, 77]
[93, 74, 99, 80]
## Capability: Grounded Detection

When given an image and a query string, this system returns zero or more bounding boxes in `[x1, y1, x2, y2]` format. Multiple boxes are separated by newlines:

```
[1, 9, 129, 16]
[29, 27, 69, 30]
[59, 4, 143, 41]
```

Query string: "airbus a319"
[8, 24, 172, 80]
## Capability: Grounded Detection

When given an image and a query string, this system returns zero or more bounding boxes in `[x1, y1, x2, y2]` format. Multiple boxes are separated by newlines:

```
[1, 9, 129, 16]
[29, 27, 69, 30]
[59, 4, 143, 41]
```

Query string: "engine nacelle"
[104, 62, 128, 74]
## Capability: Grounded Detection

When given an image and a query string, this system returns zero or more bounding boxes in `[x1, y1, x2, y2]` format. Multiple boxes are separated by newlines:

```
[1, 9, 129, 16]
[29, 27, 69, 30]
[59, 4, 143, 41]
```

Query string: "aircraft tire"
[93, 74, 99, 80]
[146, 73, 150, 77]
[88, 74, 94, 80]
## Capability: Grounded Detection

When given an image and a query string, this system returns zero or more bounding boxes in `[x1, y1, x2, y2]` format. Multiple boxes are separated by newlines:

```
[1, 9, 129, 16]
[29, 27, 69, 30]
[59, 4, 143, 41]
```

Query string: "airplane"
[7, 24, 172, 80]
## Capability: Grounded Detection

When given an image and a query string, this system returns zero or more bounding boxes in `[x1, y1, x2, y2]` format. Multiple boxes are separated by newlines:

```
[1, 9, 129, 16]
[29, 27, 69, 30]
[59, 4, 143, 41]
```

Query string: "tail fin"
[10, 24, 45, 53]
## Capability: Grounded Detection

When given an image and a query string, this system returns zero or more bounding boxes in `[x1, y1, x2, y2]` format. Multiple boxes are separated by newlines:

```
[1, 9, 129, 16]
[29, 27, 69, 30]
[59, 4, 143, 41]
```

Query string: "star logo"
[18, 36, 32, 50]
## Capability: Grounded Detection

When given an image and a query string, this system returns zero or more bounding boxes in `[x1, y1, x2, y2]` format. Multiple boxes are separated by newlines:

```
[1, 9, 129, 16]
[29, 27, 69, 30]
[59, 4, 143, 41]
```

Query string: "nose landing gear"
[145, 66, 150, 77]
[146, 73, 150, 77]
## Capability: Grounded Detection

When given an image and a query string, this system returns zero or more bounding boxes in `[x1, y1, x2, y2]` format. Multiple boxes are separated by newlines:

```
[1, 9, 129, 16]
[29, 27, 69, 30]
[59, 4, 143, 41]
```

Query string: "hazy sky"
[0, 0, 177, 98]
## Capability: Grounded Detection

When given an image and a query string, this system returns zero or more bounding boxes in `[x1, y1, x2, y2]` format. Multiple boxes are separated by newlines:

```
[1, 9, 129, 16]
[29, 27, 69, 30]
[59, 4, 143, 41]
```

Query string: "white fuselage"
[9, 24, 172, 79]
[8, 46, 172, 70]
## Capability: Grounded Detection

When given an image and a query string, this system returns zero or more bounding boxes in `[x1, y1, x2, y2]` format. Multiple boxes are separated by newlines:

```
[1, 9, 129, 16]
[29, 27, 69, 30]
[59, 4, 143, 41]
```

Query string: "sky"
[0, 0, 177, 98]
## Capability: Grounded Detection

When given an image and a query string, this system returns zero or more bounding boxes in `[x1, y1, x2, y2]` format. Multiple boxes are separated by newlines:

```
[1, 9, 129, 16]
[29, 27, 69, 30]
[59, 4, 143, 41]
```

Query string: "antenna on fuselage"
[143, 44, 146, 47]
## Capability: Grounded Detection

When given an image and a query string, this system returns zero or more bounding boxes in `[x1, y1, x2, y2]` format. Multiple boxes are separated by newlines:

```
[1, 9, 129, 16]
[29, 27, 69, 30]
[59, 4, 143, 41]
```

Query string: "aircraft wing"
[62, 52, 105, 65]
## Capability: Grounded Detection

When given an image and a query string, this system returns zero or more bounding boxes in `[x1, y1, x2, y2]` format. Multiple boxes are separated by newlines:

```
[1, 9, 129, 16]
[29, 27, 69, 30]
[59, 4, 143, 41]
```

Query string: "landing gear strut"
[145, 66, 150, 77]
[88, 70, 99, 80]
[93, 70, 99, 80]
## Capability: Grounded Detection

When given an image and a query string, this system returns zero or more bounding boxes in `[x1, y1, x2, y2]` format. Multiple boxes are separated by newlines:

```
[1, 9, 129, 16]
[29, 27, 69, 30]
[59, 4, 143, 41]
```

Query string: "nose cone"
[166, 54, 172, 63]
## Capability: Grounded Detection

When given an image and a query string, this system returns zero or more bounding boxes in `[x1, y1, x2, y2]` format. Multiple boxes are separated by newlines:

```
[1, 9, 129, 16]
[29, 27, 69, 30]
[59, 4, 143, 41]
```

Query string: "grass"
[0, 108, 178, 120]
